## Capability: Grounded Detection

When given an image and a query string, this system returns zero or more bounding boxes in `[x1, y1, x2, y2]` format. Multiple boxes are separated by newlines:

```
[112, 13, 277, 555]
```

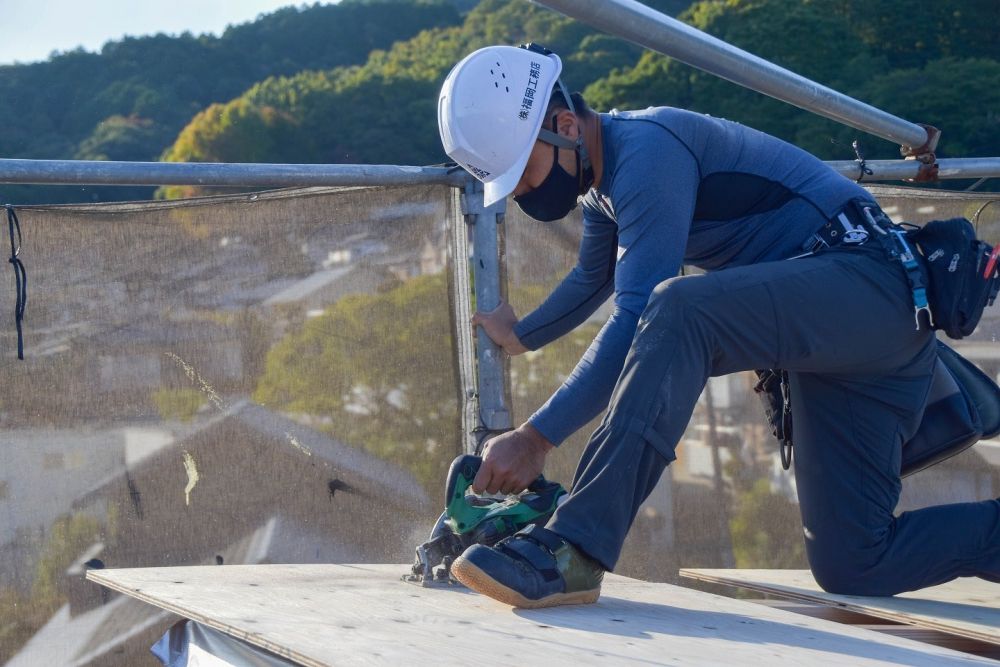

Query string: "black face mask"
[513, 111, 593, 222]
[513, 148, 581, 222]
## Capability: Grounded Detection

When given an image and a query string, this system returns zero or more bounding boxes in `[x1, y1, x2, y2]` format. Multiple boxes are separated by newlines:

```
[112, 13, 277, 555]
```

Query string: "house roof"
[74, 400, 431, 513]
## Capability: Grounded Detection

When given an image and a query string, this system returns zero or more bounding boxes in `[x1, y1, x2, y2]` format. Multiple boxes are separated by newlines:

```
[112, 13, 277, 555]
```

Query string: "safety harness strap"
[859, 204, 933, 330]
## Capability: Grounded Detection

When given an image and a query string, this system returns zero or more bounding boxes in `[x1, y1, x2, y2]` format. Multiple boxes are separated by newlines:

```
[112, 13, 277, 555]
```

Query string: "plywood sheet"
[681, 569, 999, 647]
[87, 564, 993, 666]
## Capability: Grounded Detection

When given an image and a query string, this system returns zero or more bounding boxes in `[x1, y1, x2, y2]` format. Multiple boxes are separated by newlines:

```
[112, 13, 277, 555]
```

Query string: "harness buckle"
[843, 228, 869, 245]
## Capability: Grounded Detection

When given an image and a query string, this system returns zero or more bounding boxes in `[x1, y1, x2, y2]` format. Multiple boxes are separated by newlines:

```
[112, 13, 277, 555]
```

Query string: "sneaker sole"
[451, 555, 601, 609]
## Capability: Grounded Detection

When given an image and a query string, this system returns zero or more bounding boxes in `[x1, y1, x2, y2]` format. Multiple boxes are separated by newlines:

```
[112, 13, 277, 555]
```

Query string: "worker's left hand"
[473, 423, 554, 495]
[472, 300, 529, 356]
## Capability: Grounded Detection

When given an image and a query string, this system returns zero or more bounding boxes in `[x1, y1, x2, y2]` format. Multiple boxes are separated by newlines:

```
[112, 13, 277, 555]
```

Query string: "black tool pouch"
[902, 341, 1000, 476]
[753, 368, 793, 469]
[907, 217, 1000, 339]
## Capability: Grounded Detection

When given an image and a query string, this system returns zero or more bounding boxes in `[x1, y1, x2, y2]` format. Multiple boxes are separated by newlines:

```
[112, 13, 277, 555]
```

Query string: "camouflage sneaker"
[451, 525, 604, 608]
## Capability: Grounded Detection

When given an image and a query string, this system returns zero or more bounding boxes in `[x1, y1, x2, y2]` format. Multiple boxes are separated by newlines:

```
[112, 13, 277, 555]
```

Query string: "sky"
[0, 0, 312, 65]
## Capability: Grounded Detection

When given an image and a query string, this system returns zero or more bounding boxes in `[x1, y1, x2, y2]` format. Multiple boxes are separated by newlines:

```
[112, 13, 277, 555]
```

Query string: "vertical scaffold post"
[461, 179, 512, 453]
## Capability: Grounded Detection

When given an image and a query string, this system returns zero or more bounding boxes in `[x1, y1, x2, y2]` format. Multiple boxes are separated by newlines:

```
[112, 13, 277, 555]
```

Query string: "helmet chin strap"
[535, 79, 594, 194]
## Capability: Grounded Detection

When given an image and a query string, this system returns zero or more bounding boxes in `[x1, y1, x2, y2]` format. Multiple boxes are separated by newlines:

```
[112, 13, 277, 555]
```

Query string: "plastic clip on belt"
[5, 205, 26, 360]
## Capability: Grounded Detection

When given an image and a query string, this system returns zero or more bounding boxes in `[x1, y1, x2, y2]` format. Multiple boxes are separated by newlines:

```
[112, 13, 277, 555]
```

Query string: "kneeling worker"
[437, 44, 1000, 608]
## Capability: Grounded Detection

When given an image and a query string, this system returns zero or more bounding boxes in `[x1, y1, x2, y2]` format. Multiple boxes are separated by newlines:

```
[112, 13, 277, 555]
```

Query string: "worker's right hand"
[472, 300, 528, 356]
[473, 423, 553, 495]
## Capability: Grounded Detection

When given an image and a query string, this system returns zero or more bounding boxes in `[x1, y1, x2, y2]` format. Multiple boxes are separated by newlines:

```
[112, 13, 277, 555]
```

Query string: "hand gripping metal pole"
[460, 180, 512, 452]
[532, 0, 938, 155]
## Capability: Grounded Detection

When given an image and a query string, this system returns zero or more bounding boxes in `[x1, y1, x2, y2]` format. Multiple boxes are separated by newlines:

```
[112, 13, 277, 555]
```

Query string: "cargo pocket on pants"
[628, 414, 678, 464]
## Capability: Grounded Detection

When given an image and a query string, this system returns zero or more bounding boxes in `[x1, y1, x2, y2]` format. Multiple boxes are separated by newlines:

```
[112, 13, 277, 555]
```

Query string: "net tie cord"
[852, 140, 874, 183]
[5, 205, 26, 360]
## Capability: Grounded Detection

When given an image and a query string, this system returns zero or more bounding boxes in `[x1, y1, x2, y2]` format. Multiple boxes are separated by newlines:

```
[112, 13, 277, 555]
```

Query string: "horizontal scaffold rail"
[0, 159, 468, 188]
[827, 157, 1000, 182]
[0, 157, 998, 187]
[533, 0, 937, 154]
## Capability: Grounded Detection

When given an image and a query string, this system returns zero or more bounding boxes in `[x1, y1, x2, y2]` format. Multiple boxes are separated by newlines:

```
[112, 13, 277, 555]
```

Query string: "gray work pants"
[547, 241, 1000, 595]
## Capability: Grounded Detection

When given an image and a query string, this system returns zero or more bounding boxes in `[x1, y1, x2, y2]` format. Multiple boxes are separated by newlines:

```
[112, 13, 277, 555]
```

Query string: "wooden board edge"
[854, 625, 1000, 660]
[679, 569, 1000, 647]
[750, 599, 899, 625]
[86, 570, 325, 667]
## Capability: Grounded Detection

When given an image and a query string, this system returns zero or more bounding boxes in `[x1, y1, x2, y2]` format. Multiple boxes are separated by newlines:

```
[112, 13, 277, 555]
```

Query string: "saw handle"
[444, 454, 553, 506]
[445, 455, 481, 506]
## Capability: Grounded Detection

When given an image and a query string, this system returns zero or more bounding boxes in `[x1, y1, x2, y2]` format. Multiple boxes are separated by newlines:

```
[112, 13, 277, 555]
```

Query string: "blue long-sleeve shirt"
[512, 107, 872, 445]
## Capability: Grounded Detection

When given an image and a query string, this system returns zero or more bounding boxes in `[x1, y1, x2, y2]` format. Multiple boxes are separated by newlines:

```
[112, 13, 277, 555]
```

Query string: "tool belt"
[759, 200, 1000, 474]
[804, 200, 1000, 337]
[800, 200, 880, 254]
[803, 199, 933, 330]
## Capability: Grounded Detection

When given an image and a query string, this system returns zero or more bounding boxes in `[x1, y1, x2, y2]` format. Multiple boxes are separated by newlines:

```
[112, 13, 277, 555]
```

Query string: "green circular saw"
[405, 454, 567, 586]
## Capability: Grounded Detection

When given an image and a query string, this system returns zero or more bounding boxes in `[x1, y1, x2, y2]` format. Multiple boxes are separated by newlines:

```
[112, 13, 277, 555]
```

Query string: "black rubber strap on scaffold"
[6, 205, 26, 360]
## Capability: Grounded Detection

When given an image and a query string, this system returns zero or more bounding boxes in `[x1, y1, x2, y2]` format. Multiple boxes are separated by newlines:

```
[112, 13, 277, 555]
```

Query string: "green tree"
[858, 58, 1000, 159]
[254, 273, 460, 489]
[0, 0, 463, 204]
[169, 0, 999, 188]
[5, 0, 998, 203]
[0, 513, 104, 662]
[831, 0, 1000, 69]
[586, 0, 883, 156]
[75, 114, 171, 161]
[730, 479, 807, 568]
[163, 99, 316, 165]
[584, 0, 1000, 168]
[251, 268, 605, 491]
[153, 388, 207, 422]
[155, 0, 664, 197]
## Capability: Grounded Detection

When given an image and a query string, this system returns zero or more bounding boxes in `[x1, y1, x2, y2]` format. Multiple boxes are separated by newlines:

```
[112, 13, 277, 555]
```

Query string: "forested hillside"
[0, 0, 463, 203]
[585, 0, 1000, 162]
[156, 0, 688, 197]
[0, 0, 996, 203]
[159, 0, 998, 198]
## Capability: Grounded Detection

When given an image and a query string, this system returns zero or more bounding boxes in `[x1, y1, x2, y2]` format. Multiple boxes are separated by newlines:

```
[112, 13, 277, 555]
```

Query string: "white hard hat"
[438, 45, 565, 207]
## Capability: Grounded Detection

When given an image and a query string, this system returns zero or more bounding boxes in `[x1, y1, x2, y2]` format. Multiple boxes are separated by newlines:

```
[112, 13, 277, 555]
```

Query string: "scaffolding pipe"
[461, 180, 512, 442]
[1, 157, 998, 187]
[0, 158, 467, 188]
[828, 158, 1000, 183]
[532, 0, 934, 152]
